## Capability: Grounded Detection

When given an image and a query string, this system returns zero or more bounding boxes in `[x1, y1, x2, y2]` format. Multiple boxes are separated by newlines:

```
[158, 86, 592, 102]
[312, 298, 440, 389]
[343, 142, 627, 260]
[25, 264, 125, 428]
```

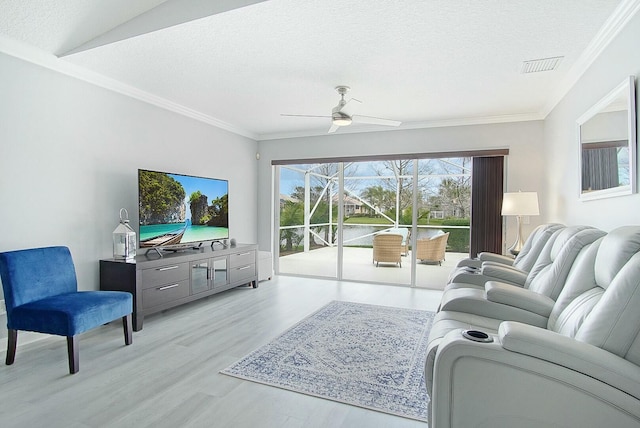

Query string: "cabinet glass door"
[212, 257, 228, 288]
[191, 260, 210, 294]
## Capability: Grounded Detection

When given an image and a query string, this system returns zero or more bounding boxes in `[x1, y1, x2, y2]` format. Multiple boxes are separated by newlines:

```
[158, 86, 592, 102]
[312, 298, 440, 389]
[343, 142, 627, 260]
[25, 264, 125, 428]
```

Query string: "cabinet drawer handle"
[157, 266, 180, 271]
[237, 265, 251, 271]
[237, 252, 251, 256]
[158, 284, 180, 291]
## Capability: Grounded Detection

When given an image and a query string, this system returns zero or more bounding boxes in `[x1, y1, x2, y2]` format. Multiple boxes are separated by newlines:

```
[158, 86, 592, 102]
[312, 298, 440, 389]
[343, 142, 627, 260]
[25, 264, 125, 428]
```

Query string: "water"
[182, 225, 228, 242]
[140, 223, 228, 243]
[139, 223, 184, 241]
[333, 225, 444, 246]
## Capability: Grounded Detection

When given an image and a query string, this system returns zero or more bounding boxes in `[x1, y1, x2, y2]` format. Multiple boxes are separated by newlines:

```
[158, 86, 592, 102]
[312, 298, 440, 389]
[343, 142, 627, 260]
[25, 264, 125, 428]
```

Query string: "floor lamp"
[502, 192, 540, 256]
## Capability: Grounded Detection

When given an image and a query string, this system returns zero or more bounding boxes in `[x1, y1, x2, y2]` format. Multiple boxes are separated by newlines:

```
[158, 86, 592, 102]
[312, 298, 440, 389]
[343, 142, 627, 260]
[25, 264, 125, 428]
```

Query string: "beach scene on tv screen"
[138, 170, 229, 247]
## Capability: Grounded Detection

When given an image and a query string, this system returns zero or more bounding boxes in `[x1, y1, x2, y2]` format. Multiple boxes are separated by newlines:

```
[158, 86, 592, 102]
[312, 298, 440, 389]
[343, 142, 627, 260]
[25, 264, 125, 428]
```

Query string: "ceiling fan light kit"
[281, 85, 401, 133]
[332, 112, 352, 126]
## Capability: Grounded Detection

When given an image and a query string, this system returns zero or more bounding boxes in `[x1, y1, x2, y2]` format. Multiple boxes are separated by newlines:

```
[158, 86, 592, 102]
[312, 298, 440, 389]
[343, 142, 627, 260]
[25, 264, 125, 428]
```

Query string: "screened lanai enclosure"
[274, 156, 476, 289]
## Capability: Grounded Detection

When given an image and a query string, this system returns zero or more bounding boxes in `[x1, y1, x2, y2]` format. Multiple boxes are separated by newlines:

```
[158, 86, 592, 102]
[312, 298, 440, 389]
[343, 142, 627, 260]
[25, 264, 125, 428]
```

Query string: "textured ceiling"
[0, 0, 632, 140]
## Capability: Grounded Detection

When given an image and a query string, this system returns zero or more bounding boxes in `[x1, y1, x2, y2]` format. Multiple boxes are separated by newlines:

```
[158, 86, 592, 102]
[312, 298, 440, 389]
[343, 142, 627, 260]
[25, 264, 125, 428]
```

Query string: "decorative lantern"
[113, 208, 136, 261]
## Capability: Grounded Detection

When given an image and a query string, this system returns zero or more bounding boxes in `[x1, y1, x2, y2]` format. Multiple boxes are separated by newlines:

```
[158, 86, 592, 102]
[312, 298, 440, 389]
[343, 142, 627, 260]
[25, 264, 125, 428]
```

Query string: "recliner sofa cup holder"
[462, 329, 494, 343]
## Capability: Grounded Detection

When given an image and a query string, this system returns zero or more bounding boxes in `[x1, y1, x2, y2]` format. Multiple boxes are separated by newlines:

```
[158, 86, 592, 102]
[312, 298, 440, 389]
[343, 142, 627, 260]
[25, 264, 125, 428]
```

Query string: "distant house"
[343, 196, 360, 216]
[337, 195, 372, 216]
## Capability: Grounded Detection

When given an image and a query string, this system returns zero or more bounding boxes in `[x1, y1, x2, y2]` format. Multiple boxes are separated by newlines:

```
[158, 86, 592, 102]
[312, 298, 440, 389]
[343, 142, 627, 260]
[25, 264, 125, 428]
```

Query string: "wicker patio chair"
[416, 232, 450, 265]
[372, 233, 403, 267]
[379, 227, 410, 255]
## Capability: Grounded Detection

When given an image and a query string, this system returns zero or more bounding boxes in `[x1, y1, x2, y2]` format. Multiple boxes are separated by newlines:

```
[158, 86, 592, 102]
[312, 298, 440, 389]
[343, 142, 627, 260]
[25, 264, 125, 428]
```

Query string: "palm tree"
[431, 177, 471, 218]
[360, 185, 395, 215]
[279, 200, 304, 252]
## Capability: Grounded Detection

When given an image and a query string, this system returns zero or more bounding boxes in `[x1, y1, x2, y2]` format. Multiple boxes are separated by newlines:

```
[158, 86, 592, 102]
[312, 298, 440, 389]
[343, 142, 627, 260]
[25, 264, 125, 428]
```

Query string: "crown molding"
[540, 0, 640, 118]
[0, 35, 258, 140]
[257, 112, 543, 141]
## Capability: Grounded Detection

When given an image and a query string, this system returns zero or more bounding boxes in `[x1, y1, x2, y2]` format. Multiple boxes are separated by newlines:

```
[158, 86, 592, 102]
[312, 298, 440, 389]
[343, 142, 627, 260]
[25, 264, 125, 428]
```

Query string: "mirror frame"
[577, 76, 637, 201]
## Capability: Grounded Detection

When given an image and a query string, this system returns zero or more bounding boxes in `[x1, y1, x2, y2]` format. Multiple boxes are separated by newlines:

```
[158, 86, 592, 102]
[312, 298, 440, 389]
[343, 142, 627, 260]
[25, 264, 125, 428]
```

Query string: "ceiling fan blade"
[352, 115, 401, 127]
[281, 114, 331, 118]
[339, 98, 362, 116]
[328, 124, 340, 133]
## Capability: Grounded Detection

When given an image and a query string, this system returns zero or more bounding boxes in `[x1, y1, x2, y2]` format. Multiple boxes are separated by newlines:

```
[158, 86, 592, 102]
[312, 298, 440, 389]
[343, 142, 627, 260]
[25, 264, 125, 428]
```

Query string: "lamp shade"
[501, 192, 539, 216]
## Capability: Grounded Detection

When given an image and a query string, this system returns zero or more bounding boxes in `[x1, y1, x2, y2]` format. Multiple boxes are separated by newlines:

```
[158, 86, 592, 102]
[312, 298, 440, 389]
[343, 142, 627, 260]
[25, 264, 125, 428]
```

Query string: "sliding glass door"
[341, 159, 413, 285]
[414, 157, 471, 288]
[274, 155, 473, 287]
[277, 163, 339, 279]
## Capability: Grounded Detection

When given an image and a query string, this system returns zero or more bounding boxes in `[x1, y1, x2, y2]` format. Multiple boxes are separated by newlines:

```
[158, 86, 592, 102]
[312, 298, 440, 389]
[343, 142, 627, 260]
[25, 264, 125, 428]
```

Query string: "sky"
[168, 172, 228, 220]
[279, 158, 471, 196]
[168, 173, 228, 201]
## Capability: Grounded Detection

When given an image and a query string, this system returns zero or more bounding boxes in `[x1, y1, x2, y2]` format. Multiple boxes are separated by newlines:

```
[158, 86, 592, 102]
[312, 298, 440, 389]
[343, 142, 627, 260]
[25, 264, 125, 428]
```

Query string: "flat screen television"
[138, 169, 229, 250]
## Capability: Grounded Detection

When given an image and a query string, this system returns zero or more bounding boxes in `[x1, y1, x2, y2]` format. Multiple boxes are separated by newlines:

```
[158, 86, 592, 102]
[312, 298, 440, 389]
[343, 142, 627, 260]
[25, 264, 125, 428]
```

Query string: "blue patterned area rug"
[221, 300, 435, 421]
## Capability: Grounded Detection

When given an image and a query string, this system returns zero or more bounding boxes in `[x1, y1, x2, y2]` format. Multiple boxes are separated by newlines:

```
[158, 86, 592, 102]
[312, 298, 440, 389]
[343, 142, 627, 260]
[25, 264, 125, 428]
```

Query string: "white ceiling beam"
[58, 0, 268, 57]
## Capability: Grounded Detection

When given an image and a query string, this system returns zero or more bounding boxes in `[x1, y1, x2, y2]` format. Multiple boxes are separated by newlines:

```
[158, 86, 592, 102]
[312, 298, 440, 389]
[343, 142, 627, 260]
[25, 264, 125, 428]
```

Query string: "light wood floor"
[0, 276, 443, 428]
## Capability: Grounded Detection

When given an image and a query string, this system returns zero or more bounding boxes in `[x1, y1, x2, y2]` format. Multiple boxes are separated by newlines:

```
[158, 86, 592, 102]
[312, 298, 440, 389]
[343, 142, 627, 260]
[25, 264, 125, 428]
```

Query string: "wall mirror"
[577, 75, 637, 201]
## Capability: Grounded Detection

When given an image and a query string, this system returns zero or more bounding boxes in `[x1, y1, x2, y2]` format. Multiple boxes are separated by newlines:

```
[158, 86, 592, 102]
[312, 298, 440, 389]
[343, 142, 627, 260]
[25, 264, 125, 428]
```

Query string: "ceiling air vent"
[520, 56, 563, 73]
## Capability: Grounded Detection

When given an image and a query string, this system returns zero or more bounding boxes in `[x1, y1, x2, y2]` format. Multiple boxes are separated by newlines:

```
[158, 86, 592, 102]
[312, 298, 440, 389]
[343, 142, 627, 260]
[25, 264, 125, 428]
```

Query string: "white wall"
[0, 52, 258, 294]
[543, 11, 640, 230]
[256, 121, 546, 253]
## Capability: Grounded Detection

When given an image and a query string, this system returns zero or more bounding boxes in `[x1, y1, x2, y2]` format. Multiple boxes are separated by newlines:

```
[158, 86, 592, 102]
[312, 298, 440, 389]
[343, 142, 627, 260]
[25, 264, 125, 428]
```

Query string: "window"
[273, 150, 506, 288]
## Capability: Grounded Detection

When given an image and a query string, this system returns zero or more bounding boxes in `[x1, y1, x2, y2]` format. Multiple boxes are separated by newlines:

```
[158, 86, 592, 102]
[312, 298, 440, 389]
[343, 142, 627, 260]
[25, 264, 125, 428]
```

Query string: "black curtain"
[470, 156, 504, 258]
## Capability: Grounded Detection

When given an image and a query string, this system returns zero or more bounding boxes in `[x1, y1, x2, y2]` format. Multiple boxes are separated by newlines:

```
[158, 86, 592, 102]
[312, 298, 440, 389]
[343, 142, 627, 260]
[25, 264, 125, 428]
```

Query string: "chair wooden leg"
[123, 314, 133, 346]
[67, 336, 79, 374]
[6, 329, 17, 365]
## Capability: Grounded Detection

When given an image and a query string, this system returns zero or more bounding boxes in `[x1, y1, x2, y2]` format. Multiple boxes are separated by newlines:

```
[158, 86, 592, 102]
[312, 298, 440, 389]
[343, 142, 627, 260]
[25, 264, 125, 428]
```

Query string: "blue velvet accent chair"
[0, 246, 133, 374]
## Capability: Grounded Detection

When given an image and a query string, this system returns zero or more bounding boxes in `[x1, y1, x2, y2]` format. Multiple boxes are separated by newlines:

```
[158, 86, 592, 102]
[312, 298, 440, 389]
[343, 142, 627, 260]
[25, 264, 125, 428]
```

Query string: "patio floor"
[277, 246, 467, 290]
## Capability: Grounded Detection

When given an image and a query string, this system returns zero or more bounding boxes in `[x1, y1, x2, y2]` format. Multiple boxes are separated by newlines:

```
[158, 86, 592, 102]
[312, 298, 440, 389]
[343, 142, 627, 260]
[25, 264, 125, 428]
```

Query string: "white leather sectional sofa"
[425, 225, 640, 428]
[448, 222, 564, 284]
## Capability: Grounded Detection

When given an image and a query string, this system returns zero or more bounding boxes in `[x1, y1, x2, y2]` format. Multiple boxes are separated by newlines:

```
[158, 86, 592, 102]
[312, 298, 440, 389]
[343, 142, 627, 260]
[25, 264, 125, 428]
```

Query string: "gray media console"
[100, 243, 258, 331]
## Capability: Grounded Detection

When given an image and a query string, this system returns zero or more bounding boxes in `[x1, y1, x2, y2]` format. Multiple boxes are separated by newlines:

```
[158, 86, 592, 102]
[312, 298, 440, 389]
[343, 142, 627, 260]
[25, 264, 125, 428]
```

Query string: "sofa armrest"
[447, 271, 491, 286]
[478, 252, 515, 265]
[439, 286, 548, 327]
[480, 264, 527, 285]
[430, 327, 640, 427]
[485, 281, 554, 317]
[499, 321, 640, 400]
[455, 259, 482, 269]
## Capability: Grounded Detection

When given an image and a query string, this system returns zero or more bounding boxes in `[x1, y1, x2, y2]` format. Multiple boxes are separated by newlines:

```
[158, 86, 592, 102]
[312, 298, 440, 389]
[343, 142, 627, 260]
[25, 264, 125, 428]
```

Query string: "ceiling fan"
[281, 86, 402, 133]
